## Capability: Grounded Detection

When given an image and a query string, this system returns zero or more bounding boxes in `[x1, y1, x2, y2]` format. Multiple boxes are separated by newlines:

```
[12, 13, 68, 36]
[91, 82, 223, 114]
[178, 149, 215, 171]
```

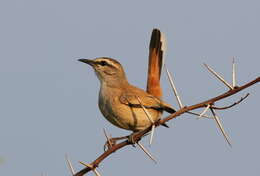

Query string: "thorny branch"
[73, 76, 259, 176]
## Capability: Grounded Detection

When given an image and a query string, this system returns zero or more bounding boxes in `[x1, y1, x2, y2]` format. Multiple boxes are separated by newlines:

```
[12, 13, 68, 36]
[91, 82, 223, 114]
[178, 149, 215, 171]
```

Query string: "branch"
[74, 76, 259, 176]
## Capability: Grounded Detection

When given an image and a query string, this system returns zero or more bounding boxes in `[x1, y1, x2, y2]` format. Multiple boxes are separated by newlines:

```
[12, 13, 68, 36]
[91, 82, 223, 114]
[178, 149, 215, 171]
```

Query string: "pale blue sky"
[0, 0, 259, 175]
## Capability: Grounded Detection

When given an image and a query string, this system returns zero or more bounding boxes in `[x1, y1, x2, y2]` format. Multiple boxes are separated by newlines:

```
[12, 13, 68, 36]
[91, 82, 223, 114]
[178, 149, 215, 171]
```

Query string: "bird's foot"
[127, 132, 140, 146]
[104, 132, 141, 151]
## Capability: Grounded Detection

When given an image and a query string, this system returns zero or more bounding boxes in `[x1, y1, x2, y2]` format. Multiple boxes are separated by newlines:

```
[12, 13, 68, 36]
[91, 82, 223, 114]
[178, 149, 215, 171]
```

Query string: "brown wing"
[119, 92, 162, 109]
[146, 28, 163, 98]
[119, 86, 176, 113]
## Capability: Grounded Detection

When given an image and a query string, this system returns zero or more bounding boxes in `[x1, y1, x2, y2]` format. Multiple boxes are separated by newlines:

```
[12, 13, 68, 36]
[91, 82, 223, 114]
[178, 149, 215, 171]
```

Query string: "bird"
[78, 29, 175, 134]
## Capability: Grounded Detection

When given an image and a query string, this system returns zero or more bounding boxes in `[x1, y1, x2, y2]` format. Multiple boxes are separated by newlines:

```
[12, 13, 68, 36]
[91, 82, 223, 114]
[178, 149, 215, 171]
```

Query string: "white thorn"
[79, 162, 101, 176]
[204, 63, 233, 90]
[136, 96, 155, 145]
[79, 161, 91, 168]
[103, 128, 112, 147]
[165, 66, 183, 108]
[232, 57, 236, 88]
[93, 169, 102, 176]
[136, 96, 154, 123]
[198, 104, 211, 119]
[137, 141, 157, 163]
[103, 128, 110, 140]
[65, 154, 75, 175]
[210, 109, 232, 147]
[149, 125, 155, 146]
[187, 111, 213, 119]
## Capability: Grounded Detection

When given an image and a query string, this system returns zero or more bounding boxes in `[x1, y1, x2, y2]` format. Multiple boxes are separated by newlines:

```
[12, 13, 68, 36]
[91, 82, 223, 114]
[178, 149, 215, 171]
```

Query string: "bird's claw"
[127, 132, 140, 147]
[103, 134, 138, 151]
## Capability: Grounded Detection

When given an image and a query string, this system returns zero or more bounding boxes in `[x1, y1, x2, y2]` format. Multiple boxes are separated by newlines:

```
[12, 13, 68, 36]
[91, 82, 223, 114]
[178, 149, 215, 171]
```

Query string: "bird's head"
[78, 57, 128, 85]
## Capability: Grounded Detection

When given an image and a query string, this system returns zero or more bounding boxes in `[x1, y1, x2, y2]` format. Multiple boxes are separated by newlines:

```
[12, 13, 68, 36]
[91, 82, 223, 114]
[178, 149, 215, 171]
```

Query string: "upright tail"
[146, 28, 166, 98]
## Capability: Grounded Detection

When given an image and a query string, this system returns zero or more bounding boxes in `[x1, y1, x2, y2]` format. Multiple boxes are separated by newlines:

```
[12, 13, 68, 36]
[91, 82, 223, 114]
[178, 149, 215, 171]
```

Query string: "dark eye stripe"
[97, 58, 120, 69]
[98, 60, 116, 68]
[99, 61, 107, 66]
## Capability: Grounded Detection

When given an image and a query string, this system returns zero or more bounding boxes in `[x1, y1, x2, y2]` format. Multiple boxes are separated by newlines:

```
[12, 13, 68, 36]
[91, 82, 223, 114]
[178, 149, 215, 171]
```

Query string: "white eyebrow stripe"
[96, 58, 121, 69]
[105, 60, 116, 66]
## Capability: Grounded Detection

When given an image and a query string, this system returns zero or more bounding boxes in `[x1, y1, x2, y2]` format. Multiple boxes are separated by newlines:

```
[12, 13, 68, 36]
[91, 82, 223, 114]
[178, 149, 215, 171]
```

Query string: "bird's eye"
[100, 61, 107, 66]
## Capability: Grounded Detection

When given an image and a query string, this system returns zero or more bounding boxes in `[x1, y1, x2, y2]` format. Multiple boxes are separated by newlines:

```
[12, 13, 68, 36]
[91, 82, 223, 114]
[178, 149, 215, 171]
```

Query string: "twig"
[211, 93, 249, 110]
[204, 63, 233, 89]
[165, 66, 183, 108]
[160, 77, 259, 124]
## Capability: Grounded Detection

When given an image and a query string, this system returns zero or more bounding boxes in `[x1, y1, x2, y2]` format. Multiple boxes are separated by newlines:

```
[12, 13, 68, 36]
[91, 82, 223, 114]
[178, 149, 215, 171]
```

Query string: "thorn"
[197, 104, 211, 119]
[210, 108, 232, 147]
[232, 57, 236, 88]
[79, 161, 101, 176]
[137, 141, 157, 163]
[79, 161, 92, 168]
[187, 111, 213, 119]
[103, 128, 112, 148]
[136, 96, 154, 123]
[93, 169, 102, 176]
[149, 125, 155, 146]
[204, 63, 233, 90]
[165, 66, 183, 108]
[65, 154, 75, 175]
[136, 96, 155, 145]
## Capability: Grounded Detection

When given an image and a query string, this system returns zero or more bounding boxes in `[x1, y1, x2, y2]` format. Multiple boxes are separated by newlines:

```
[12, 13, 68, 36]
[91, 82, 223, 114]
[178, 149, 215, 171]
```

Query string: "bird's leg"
[128, 132, 138, 145]
[128, 131, 148, 145]
[104, 132, 149, 151]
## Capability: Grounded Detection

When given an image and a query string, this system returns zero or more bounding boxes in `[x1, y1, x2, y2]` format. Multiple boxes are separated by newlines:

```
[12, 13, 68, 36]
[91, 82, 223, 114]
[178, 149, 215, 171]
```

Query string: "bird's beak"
[78, 59, 95, 66]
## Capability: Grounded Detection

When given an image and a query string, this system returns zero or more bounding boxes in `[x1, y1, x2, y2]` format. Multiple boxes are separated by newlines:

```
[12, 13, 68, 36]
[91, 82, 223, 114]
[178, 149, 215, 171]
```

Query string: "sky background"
[0, 0, 259, 175]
